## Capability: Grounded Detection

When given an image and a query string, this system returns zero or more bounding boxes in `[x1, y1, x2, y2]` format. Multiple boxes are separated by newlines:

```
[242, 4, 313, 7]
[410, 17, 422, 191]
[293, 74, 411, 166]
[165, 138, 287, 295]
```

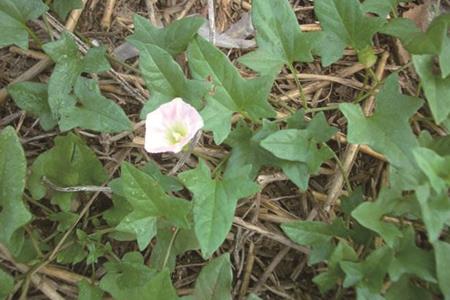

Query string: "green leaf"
[100, 252, 154, 290]
[179, 160, 259, 258]
[382, 19, 440, 53]
[225, 120, 280, 177]
[238, 0, 314, 75]
[413, 147, 450, 193]
[0, 0, 47, 21]
[306, 112, 339, 143]
[8, 82, 57, 131]
[80, 236, 107, 264]
[49, 211, 78, 232]
[419, 132, 450, 156]
[149, 224, 198, 271]
[382, 14, 450, 77]
[351, 189, 403, 247]
[362, 0, 413, 18]
[357, 46, 377, 68]
[279, 161, 310, 191]
[43, 32, 111, 117]
[225, 120, 313, 190]
[434, 241, 450, 300]
[356, 288, 385, 300]
[113, 162, 191, 250]
[192, 254, 233, 300]
[14, 234, 46, 264]
[413, 55, 450, 124]
[311, 31, 347, 67]
[0, 0, 48, 49]
[137, 43, 208, 118]
[78, 280, 103, 300]
[286, 109, 307, 129]
[281, 219, 348, 246]
[308, 240, 335, 266]
[315, 0, 384, 62]
[0, 127, 32, 253]
[129, 14, 204, 56]
[340, 246, 393, 292]
[28, 133, 108, 211]
[226, 114, 336, 190]
[341, 187, 365, 216]
[42, 35, 125, 133]
[415, 184, 450, 243]
[188, 36, 276, 144]
[339, 74, 423, 187]
[142, 269, 179, 300]
[82, 47, 112, 73]
[44, 37, 81, 117]
[260, 112, 336, 172]
[388, 226, 436, 283]
[56, 240, 86, 264]
[386, 276, 432, 300]
[119, 162, 191, 228]
[0, 267, 14, 300]
[142, 161, 184, 192]
[440, 37, 450, 79]
[115, 213, 157, 251]
[51, 0, 82, 19]
[44, 33, 110, 73]
[100, 253, 178, 300]
[59, 77, 132, 133]
[103, 195, 133, 228]
[313, 241, 358, 293]
[362, 0, 393, 17]
[246, 294, 263, 300]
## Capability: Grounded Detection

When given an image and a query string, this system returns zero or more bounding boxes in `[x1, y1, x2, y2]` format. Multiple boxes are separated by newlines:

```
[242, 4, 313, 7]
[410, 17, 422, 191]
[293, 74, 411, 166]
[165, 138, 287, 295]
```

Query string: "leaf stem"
[352, 80, 384, 105]
[212, 153, 230, 178]
[24, 226, 44, 258]
[26, 27, 43, 48]
[107, 54, 141, 73]
[42, 14, 55, 42]
[305, 104, 340, 113]
[367, 67, 379, 85]
[287, 63, 308, 109]
[162, 228, 179, 270]
[323, 143, 352, 193]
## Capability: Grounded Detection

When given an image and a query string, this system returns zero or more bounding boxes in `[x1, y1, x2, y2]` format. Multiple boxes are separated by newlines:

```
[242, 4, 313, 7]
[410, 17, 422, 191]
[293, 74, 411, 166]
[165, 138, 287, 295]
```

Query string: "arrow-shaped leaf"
[0, 0, 48, 49]
[188, 36, 275, 144]
[129, 14, 204, 56]
[179, 160, 259, 258]
[138, 43, 208, 118]
[238, 0, 315, 75]
[0, 127, 32, 253]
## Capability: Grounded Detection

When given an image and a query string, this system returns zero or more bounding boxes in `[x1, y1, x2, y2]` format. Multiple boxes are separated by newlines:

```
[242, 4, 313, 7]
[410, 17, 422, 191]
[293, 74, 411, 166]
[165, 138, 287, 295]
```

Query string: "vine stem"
[162, 228, 179, 270]
[26, 27, 43, 48]
[43, 177, 112, 193]
[288, 63, 308, 109]
[168, 130, 203, 176]
[321, 51, 390, 216]
[207, 0, 216, 44]
[323, 143, 352, 194]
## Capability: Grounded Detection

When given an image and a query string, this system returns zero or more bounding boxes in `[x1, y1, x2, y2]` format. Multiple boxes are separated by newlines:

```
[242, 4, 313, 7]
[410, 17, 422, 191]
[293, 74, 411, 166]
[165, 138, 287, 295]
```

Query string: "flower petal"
[144, 98, 204, 153]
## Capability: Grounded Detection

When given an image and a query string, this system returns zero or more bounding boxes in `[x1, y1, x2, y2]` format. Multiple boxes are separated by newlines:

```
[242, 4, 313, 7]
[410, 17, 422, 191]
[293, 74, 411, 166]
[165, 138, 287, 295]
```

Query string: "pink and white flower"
[144, 98, 204, 153]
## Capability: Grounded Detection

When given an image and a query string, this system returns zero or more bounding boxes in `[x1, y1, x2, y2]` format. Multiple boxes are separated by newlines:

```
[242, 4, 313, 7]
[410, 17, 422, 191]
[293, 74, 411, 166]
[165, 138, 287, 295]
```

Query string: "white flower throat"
[166, 123, 188, 144]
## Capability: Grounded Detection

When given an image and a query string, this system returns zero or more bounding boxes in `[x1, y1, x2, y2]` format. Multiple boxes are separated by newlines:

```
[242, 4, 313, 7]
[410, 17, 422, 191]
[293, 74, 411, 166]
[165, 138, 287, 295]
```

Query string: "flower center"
[166, 123, 188, 145]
